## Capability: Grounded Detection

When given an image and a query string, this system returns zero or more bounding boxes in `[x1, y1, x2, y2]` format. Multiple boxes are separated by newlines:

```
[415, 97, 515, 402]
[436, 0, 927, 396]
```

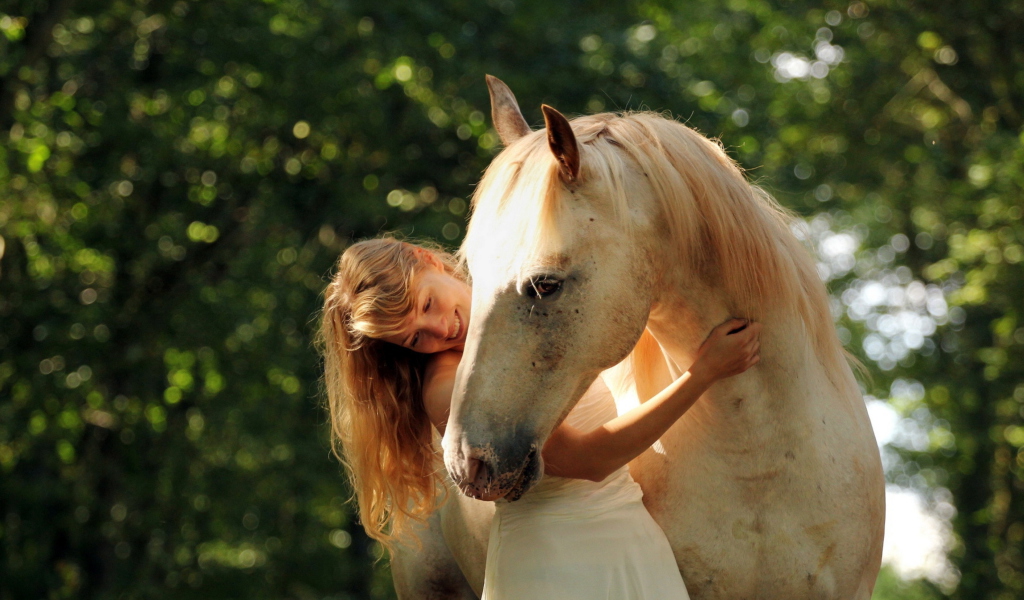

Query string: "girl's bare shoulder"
[425, 350, 461, 381]
[422, 350, 462, 433]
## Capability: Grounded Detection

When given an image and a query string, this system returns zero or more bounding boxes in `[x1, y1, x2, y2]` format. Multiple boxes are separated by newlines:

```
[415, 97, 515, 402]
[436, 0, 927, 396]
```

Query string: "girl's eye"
[411, 332, 420, 348]
[424, 297, 432, 312]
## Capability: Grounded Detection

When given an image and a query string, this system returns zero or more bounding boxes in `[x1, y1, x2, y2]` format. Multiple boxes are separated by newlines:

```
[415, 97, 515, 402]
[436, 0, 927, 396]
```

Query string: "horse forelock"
[462, 111, 849, 379]
[460, 114, 640, 281]
[459, 130, 563, 284]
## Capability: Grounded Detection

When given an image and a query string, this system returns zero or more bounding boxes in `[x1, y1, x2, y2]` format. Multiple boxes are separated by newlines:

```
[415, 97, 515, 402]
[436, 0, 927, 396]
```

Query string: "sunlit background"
[2, 1, 1022, 599]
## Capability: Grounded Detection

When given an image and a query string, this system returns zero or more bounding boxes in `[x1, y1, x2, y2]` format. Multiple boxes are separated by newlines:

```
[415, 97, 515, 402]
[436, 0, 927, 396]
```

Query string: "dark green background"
[1, 0, 1022, 598]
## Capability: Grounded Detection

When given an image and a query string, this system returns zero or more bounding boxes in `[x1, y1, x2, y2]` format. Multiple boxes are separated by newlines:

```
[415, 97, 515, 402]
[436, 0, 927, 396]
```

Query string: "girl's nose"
[425, 317, 448, 339]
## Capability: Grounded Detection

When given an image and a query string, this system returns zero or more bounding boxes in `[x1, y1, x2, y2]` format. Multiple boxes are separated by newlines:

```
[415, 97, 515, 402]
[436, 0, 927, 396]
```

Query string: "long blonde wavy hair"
[318, 236, 463, 546]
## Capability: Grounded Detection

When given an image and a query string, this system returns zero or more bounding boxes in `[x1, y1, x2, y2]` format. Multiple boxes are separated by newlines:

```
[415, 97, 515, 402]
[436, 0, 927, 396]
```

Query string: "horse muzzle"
[443, 434, 543, 502]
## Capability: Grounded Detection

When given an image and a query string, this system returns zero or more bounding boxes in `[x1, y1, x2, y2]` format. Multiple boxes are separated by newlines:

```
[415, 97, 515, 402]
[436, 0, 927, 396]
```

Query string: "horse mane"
[461, 111, 849, 382]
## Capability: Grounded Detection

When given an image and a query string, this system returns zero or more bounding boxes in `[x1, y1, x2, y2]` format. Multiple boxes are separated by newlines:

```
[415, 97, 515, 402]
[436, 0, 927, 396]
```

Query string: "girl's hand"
[689, 318, 761, 386]
[544, 318, 761, 482]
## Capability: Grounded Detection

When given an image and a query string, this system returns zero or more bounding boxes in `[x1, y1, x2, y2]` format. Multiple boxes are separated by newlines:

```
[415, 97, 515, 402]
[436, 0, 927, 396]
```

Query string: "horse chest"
[627, 375, 879, 599]
[636, 448, 853, 600]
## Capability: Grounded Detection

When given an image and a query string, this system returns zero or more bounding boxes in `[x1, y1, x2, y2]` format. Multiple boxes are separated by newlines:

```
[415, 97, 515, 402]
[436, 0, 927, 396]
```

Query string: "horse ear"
[541, 104, 580, 182]
[486, 75, 531, 146]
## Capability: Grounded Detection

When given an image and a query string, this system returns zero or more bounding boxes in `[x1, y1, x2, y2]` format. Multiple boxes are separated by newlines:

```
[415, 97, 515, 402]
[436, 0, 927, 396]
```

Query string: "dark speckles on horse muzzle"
[443, 433, 543, 502]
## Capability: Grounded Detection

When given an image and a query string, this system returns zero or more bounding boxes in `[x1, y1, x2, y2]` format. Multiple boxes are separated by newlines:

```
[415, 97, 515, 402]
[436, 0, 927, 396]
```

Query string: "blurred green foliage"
[0, 0, 1021, 598]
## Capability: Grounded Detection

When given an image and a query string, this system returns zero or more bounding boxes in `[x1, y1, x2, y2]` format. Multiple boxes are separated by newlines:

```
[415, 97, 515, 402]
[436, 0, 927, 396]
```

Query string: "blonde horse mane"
[461, 111, 850, 384]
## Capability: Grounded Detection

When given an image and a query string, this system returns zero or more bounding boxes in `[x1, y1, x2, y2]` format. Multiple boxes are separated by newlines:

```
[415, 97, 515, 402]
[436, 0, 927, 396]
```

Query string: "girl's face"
[384, 257, 472, 354]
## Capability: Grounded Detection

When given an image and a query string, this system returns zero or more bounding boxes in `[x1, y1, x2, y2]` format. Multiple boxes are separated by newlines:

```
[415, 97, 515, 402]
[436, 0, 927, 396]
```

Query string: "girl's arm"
[541, 319, 761, 482]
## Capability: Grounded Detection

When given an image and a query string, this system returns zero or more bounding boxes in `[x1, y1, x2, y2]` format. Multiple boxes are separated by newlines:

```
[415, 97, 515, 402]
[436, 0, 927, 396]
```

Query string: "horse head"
[441, 77, 663, 501]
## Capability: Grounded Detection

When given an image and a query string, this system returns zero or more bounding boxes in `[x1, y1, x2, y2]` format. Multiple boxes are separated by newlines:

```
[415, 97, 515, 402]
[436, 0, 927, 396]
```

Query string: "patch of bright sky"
[869, 396, 959, 591]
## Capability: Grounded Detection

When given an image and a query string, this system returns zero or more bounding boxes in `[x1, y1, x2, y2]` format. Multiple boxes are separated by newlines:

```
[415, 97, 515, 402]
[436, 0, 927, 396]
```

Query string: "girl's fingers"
[723, 318, 749, 335]
[729, 329, 754, 347]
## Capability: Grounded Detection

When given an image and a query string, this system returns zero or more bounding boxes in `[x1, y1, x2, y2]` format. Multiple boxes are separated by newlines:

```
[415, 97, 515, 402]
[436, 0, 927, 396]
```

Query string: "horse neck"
[644, 273, 822, 402]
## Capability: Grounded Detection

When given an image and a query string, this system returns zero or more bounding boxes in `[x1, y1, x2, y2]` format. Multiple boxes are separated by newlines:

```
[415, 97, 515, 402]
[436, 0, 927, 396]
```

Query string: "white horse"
[392, 76, 884, 599]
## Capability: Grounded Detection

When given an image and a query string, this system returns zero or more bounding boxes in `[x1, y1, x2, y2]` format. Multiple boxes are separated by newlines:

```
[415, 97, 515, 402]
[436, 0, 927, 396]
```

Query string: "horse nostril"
[465, 456, 481, 485]
[470, 457, 492, 491]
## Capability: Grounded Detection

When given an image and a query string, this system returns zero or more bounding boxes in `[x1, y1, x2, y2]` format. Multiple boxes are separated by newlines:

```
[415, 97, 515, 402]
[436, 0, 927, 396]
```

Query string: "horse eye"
[525, 277, 563, 299]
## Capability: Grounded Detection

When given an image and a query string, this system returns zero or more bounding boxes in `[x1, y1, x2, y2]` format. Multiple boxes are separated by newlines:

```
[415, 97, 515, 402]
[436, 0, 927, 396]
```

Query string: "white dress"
[481, 380, 690, 599]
